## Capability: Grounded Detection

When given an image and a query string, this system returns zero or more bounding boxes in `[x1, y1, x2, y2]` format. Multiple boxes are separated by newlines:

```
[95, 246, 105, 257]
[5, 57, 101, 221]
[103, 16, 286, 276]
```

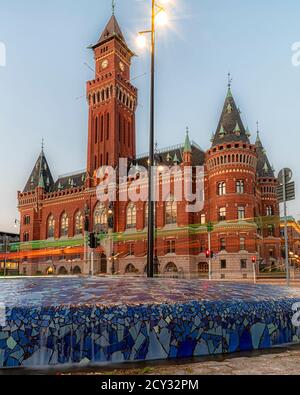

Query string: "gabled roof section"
[212, 87, 250, 146]
[90, 15, 126, 49]
[255, 132, 275, 178]
[51, 171, 86, 192]
[136, 142, 205, 168]
[23, 149, 54, 193]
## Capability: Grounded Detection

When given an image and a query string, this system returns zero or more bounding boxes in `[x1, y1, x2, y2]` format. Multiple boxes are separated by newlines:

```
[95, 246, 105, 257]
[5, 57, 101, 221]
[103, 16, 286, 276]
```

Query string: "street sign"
[278, 167, 295, 287]
[277, 182, 295, 203]
[278, 168, 293, 185]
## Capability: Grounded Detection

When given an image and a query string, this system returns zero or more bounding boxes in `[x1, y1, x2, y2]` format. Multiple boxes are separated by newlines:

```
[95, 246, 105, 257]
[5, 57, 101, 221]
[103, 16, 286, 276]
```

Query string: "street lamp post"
[138, 1, 168, 278]
[147, 0, 156, 279]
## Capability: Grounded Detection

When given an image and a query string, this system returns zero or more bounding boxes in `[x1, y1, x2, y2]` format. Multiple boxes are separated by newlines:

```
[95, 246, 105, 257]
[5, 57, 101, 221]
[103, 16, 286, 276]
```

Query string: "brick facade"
[17, 15, 281, 279]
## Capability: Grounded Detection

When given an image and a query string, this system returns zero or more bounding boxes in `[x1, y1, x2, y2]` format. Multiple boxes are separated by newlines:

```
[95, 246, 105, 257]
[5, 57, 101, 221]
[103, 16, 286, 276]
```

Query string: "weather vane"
[256, 121, 259, 134]
[41, 138, 44, 151]
[112, 0, 115, 15]
[227, 72, 233, 89]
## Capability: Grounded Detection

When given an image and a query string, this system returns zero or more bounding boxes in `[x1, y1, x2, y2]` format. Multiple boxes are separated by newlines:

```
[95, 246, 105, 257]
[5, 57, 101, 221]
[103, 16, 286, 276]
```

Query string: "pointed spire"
[255, 121, 263, 147]
[227, 73, 233, 98]
[234, 122, 241, 134]
[184, 127, 192, 153]
[255, 128, 274, 178]
[211, 84, 249, 147]
[23, 146, 54, 193]
[246, 125, 251, 138]
[90, 13, 126, 49]
[173, 153, 179, 164]
[219, 124, 226, 137]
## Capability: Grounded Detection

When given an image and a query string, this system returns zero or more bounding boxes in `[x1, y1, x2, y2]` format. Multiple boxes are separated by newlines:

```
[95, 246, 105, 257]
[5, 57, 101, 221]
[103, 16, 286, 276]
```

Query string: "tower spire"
[227, 72, 233, 98]
[227, 72, 232, 89]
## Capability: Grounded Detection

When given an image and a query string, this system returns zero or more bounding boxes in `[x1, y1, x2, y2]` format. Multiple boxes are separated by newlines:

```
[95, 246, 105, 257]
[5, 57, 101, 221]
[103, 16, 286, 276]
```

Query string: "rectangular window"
[200, 214, 206, 225]
[129, 243, 134, 256]
[238, 206, 245, 220]
[240, 237, 246, 251]
[220, 238, 226, 251]
[268, 224, 275, 237]
[236, 180, 245, 194]
[219, 207, 226, 221]
[167, 240, 176, 254]
[240, 259, 247, 269]
[24, 215, 30, 225]
[220, 260, 227, 269]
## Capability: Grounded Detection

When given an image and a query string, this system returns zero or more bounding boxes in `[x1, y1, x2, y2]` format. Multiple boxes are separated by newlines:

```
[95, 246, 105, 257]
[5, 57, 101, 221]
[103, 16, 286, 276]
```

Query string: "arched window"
[23, 232, 29, 242]
[236, 180, 245, 194]
[60, 213, 69, 237]
[218, 182, 226, 196]
[266, 206, 274, 216]
[126, 202, 136, 229]
[125, 264, 137, 274]
[164, 262, 178, 273]
[94, 203, 108, 233]
[47, 215, 55, 238]
[74, 211, 83, 235]
[165, 195, 177, 225]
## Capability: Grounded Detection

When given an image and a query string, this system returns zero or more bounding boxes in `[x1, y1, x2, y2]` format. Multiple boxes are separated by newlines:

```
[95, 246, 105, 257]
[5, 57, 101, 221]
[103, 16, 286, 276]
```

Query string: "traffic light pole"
[283, 170, 290, 287]
[252, 258, 257, 284]
[90, 250, 94, 277]
[3, 236, 8, 278]
[208, 231, 212, 281]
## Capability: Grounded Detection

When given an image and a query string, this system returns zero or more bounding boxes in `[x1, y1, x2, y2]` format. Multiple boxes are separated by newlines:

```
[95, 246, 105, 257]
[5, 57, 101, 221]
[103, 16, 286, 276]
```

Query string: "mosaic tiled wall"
[1, 298, 300, 368]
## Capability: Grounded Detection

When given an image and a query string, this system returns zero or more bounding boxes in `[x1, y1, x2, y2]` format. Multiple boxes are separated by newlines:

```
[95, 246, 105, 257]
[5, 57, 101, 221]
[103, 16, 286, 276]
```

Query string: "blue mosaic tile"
[0, 278, 300, 368]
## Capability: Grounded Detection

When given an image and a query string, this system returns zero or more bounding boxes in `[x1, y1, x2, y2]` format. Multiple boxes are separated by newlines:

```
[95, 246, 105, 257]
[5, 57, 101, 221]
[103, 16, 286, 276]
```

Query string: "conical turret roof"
[255, 132, 275, 178]
[23, 148, 54, 193]
[212, 87, 249, 146]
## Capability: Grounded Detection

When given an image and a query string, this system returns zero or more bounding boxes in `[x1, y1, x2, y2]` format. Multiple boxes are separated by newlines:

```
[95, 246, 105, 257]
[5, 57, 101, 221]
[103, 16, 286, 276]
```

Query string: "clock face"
[101, 59, 109, 69]
[119, 62, 125, 72]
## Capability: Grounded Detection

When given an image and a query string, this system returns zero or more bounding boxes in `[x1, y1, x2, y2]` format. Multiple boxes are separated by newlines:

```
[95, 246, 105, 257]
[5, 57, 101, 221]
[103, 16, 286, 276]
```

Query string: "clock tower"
[86, 13, 137, 185]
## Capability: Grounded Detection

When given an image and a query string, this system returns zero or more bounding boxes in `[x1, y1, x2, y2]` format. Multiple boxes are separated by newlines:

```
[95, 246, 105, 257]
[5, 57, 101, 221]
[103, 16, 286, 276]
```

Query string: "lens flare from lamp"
[136, 34, 146, 49]
[156, 10, 168, 26]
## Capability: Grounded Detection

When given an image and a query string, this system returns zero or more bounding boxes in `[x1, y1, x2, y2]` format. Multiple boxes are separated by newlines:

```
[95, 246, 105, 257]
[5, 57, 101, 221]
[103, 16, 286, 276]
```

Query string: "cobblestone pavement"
[2, 345, 300, 375]
[61, 345, 300, 376]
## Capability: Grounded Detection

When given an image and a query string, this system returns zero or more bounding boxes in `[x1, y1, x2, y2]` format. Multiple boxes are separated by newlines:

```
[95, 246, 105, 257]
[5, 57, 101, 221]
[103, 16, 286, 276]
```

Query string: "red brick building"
[17, 14, 281, 279]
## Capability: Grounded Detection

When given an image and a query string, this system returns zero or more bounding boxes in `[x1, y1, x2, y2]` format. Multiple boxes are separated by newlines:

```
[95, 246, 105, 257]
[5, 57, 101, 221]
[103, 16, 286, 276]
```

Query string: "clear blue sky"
[0, 0, 300, 232]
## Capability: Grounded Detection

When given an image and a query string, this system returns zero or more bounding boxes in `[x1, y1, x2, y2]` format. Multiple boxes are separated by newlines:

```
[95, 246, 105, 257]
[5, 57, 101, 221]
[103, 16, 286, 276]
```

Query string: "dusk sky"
[0, 0, 300, 232]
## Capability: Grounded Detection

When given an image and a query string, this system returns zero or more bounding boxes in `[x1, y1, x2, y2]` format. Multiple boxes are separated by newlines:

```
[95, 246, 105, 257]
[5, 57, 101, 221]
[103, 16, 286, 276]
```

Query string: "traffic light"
[88, 233, 95, 249]
[88, 233, 99, 249]
[206, 249, 214, 258]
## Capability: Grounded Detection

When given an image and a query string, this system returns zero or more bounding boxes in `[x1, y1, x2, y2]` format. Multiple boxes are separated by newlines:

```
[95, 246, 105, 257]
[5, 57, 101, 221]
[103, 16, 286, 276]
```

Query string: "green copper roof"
[38, 172, 45, 189]
[183, 128, 192, 153]
[227, 87, 233, 98]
